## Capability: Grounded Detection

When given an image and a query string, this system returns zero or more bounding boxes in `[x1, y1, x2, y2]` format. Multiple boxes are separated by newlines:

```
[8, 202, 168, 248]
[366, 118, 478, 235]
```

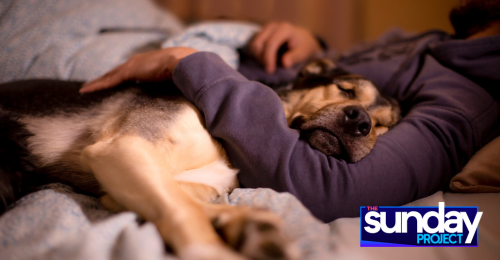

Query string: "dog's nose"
[342, 105, 371, 137]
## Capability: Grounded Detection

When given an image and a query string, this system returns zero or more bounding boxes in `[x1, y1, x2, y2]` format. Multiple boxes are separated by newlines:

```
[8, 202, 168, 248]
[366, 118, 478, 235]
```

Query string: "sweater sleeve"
[173, 52, 500, 222]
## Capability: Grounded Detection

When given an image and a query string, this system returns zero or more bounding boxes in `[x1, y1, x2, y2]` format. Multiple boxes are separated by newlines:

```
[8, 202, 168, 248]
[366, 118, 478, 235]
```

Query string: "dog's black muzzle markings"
[294, 104, 372, 160]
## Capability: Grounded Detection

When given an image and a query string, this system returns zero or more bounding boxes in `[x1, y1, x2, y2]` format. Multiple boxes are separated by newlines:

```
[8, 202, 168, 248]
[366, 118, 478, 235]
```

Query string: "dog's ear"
[294, 59, 350, 90]
[299, 59, 338, 77]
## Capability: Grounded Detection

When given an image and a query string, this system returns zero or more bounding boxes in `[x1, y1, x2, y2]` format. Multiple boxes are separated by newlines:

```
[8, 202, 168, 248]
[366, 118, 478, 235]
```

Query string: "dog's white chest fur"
[174, 159, 239, 195]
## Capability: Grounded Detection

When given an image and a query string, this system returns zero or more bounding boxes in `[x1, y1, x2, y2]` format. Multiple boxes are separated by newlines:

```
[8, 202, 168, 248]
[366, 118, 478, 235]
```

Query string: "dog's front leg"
[81, 135, 243, 260]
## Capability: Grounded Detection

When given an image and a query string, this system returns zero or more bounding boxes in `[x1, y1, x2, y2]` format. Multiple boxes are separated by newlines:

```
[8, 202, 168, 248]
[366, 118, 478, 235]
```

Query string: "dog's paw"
[212, 207, 300, 260]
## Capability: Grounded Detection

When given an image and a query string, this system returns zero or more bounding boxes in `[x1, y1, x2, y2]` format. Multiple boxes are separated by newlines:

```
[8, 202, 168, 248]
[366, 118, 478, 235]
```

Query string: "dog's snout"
[342, 106, 371, 137]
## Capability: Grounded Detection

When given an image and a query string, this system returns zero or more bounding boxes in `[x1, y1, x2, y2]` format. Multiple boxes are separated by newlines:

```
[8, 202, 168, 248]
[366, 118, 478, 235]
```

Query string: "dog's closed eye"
[336, 84, 355, 98]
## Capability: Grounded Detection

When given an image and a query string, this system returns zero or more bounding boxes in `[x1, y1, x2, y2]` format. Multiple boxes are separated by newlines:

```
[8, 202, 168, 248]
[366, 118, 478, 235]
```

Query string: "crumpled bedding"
[4, 185, 498, 260]
[0, 0, 258, 83]
[0, 184, 333, 260]
[162, 21, 260, 69]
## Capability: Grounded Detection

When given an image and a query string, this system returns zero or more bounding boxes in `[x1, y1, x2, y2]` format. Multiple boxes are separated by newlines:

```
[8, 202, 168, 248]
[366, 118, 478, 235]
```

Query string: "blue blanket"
[0, 184, 332, 260]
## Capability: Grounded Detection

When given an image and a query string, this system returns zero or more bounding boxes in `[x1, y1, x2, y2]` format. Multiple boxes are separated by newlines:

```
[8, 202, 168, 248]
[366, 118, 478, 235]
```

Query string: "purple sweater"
[172, 31, 500, 222]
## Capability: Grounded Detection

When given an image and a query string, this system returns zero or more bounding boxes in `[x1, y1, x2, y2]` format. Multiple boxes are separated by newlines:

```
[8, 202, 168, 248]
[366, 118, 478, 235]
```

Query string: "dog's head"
[280, 59, 400, 162]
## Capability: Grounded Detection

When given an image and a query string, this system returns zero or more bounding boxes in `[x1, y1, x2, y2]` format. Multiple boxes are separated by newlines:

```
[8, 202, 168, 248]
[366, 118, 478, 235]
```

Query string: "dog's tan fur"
[9, 60, 399, 260]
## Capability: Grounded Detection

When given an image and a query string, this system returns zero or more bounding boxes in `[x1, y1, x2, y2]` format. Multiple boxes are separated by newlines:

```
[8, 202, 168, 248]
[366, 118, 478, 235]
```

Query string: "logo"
[360, 203, 482, 247]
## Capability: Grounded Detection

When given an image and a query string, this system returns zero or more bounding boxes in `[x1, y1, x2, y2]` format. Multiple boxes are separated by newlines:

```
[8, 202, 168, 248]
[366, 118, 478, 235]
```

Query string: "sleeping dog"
[281, 59, 400, 162]
[0, 59, 399, 260]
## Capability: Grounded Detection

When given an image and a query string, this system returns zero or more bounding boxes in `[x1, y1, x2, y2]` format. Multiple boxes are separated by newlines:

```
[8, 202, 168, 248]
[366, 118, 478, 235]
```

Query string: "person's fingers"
[262, 23, 293, 73]
[80, 47, 197, 93]
[282, 29, 322, 68]
[80, 64, 129, 93]
[281, 36, 309, 68]
[282, 48, 305, 68]
[250, 22, 278, 63]
[79, 76, 119, 93]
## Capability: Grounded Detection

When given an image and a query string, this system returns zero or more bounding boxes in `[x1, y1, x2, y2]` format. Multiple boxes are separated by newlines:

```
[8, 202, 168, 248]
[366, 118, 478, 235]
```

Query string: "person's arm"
[172, 52, 499, 222]
[80, 47, 499, 222]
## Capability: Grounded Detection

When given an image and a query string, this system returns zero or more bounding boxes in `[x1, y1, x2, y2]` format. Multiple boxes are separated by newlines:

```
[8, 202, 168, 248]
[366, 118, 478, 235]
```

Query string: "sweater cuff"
[172, 52, 247, 105]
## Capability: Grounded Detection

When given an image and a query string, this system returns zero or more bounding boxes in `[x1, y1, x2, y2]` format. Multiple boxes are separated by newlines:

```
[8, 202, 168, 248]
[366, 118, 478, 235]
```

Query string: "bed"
[1, 172, 499, 260]
[1, 0, 499, 259]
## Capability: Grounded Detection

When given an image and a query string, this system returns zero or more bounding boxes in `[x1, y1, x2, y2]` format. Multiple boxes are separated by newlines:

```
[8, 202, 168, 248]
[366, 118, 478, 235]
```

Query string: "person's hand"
[249, 22, 322, 74]
[79, 47, 198, 93]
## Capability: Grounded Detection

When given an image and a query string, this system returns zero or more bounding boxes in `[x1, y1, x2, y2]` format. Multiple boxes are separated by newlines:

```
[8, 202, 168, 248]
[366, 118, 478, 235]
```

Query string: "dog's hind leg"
[80, 135, 244, 260]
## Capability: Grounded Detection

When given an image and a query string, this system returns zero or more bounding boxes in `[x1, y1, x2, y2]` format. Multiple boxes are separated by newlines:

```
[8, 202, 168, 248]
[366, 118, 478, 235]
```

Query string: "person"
[79, 0, 500, 222]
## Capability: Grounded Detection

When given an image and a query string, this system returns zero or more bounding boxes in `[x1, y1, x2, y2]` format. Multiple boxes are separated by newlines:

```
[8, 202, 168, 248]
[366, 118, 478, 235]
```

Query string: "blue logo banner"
[360, 203, 481, 247]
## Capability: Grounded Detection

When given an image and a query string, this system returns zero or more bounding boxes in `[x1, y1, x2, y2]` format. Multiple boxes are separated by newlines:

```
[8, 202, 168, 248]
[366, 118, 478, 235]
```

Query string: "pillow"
[450, 135, 500, 193]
